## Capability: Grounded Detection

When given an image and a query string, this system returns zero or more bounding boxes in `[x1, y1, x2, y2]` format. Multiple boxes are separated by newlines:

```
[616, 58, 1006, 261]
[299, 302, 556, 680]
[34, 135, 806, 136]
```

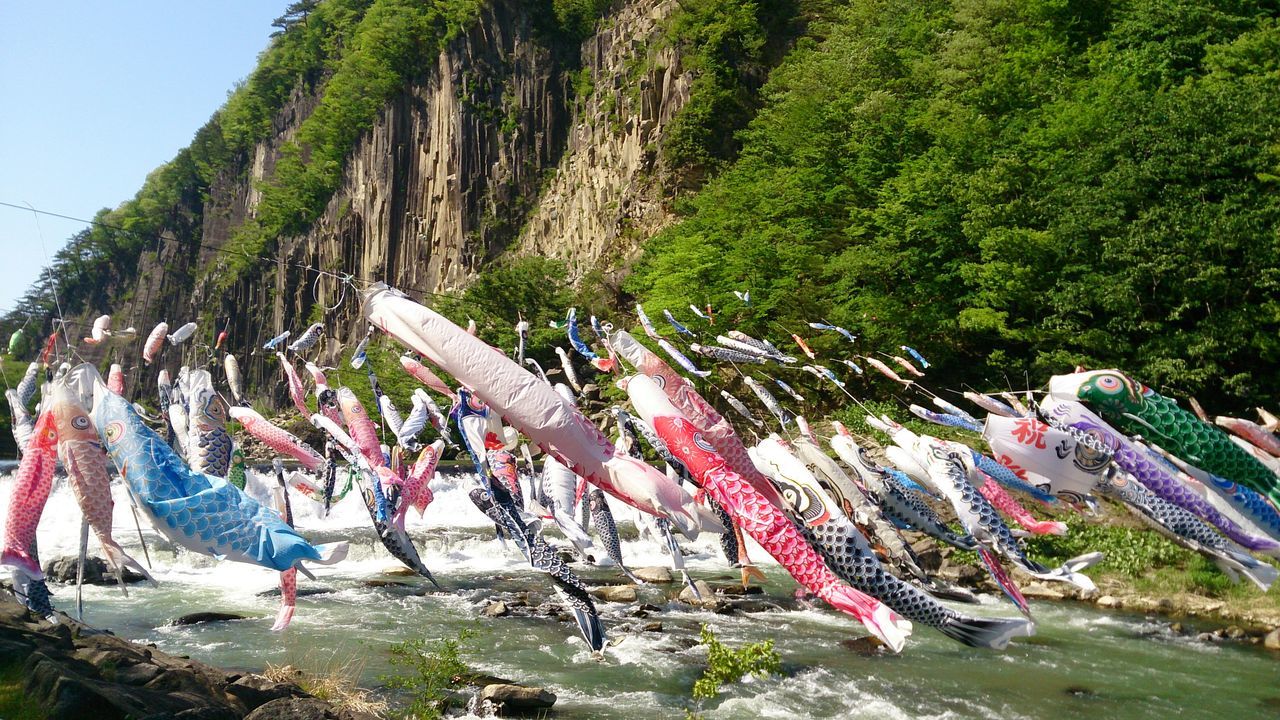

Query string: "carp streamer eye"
[1096, 375, 1123, 394]
[72, 415, 91, 430]
[104, 421, 124, 443]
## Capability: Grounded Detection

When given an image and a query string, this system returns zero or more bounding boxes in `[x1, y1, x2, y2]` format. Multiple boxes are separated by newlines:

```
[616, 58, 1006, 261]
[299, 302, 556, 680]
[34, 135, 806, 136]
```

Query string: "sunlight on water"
[3, 469, 1277, 719]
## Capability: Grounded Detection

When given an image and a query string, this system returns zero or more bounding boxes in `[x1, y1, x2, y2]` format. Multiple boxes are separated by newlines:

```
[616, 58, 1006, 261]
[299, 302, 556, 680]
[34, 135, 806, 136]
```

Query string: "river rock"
[1020, 583, 1065, 601]
[938, 562, 984, 585]
[591, 585, 638, 603]
[642, 622, 663, 632]
[840, 636, 886, 656]
[1225, 625, 1246, 640]
[678, 580, 715, 605]
[168, 612, 249, 626]
[480, 683, 557, 714]
[483, 601, 510, 617]
[43, 556, 148, 585]
[227, 674, 309, 711]
[0, 594, 363, 720]
[717, 584, 764, 596]
[632, 566, 673, 583]
[913, 546, 944, 573]
[257, 587, 335, 599]
[359, 579, 413, 589]
[245, 697, 343, 720]
[1096, 595, 1122, 609]
[1264, 628, 1280, 650]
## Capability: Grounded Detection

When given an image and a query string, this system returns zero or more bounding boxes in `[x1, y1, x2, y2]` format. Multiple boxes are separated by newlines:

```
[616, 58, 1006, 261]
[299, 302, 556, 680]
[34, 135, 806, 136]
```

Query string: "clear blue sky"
[0, 2, 284, 315]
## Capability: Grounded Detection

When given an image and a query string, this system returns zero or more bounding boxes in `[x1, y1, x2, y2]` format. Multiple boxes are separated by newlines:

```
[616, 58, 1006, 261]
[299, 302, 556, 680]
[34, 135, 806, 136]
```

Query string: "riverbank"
[6, 468, 1280, 719]
[928, 502, 1280, 642]
[0, 593, 385, 720]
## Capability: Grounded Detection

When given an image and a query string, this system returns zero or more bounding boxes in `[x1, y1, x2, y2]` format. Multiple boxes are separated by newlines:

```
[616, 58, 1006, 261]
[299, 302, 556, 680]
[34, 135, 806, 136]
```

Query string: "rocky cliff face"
[85, 0, 693, 404]
[513, 0, 691, 279]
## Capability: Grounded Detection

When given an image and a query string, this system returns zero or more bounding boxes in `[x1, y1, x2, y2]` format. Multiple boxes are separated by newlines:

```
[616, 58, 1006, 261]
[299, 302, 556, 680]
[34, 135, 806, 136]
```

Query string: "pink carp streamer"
[1216, 416, 1280, 457]
[277, 353, 311, 416]
[627, 374, 911, 652]
[865, 357, 912, 387]
[107, 364, 125, 395]
[399, 355, 456, 399]
[977, 478, 1067, 536]
[1, 409, 59, 579]
[336, 387, 387, 468]
[229, 407, 327, 471]
[53, 379, 154, 587]
[272, 567, 297, 632]
[363, 284, 720, 539]
[402, 440, 443, 517]
[142, 322, 168, 365]
[890, 355, 925, 378]
[272, 473, 298, 633]
[610, 331, 786, 510]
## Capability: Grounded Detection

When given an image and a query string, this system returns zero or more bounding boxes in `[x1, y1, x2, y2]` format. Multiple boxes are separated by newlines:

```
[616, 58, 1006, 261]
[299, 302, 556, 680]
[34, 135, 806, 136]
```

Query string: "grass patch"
[1023, 507, 1280, 613]
[1024, 514, 1191, 579]
[263, 655, 387, 718]
[0, 659, 46, 720]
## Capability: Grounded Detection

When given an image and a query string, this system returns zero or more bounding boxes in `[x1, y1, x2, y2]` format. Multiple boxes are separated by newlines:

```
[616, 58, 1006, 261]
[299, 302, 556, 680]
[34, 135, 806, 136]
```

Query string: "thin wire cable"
[22, 201, 87, 368]
[0, 200, 454, 312]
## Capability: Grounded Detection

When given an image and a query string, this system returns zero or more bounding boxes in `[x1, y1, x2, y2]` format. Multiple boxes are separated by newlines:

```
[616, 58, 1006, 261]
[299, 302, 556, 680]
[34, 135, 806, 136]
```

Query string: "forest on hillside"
[629, 0, 1280, 409]
[5, 0, 1279, 415]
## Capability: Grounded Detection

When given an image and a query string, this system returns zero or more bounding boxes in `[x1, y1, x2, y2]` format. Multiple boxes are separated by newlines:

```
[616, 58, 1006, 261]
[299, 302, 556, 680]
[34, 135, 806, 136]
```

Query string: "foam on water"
[3, 470, 1279, 719]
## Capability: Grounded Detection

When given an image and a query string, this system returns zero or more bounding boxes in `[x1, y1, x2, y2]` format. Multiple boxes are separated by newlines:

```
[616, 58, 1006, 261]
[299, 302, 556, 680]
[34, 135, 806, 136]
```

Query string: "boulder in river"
[1264, 628, 1280, 650]
[257, 586, 335, 599]
[43, 556, 148, 585]
[591, 585, 638, 603]
[168, 612, 249, 626]
[0, 593, 368, 719]
[1021, 582, 1066, 601]
[483, 601, 510, 617]
[227, 674, 310, 710]
[479, 683, 557, 715]
[632, 566, 673, 584]
[678, 580, 715, 605]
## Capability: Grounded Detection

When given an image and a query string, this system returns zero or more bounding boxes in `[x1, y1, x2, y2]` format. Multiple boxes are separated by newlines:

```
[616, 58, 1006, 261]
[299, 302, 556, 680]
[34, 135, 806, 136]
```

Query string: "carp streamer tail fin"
[820, 584, 912, 654]
[938, 615, 1035, 650]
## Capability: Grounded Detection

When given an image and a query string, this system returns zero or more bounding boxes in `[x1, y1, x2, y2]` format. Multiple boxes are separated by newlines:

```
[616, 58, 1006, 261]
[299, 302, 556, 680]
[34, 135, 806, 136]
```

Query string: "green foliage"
[661, 0, 808, 176]
[552, 0, 613, 41]
[220, 0, 484, 285]
[432, 255, 577, 365]
[630, 0, 1280, 415]
[331, 335, 432, 431]
[0, 657, 45, 720]
[692, 627, 782, 698]
[1024, 515, 1190, 577]
[685, 625, 781, 718]
[382, 629, 476, 720]
[571, 66, 595, 102]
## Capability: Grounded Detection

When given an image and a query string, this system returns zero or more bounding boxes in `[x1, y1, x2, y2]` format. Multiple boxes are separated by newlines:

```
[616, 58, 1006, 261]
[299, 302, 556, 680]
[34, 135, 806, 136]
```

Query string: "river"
[3, 468, 1276, 719]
